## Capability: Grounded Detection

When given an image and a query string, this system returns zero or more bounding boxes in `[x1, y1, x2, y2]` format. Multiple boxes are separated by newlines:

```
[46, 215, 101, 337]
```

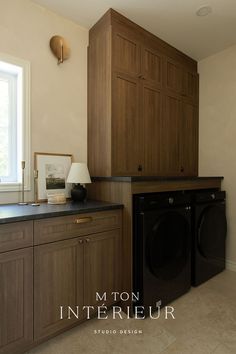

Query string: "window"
[0, 53, 30, 191]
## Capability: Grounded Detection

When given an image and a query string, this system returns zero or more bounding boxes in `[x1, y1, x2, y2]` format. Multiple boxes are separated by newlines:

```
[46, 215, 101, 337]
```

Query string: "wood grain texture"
[164, 57, 183, 95]
[160, 92, 182, 176]
[34, 239, 83, 340]
[109, 9, 197, 71]
[84, 229, 122, 308]
[0, 248, 33, 354]
[112, 72, 142, 175]
[88, 24, 112, 176]
[142, 46, 163, 87]
[87, 182, 133, 309]
[34, 210, 121, 245]
[88, 8, 199, 178]
[131, 179, 222, 194]
[0, 221, 33, 253]
[180, 101, 198, 176]
[113, 29, 141, 76]
[182, 70, 199, 103]
[142, 84, 162, 175]
[90, 9, 197, 70]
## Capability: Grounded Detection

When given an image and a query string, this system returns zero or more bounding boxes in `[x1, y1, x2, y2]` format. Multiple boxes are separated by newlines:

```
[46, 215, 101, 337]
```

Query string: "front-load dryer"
[133, 192, 191, 315]
[192, 190, 227, 286]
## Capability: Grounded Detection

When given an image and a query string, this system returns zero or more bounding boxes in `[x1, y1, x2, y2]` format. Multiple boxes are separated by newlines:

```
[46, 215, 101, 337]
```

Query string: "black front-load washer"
[133, 192, 191, 314]
[192, 190, 227, 286]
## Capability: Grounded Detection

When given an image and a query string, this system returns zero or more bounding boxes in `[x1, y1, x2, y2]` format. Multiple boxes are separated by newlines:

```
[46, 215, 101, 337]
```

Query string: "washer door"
[146, 211, 190, 281]
[198, 204, 227, 260]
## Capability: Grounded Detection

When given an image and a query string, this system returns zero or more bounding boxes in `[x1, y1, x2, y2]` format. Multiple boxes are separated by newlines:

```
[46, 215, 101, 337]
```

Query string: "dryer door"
[197, 203, 227, 261]
[145, 209, 191, 281]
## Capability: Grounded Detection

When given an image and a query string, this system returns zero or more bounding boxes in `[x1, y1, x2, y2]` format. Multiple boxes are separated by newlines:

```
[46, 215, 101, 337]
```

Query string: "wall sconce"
[50, 35, 70, 65]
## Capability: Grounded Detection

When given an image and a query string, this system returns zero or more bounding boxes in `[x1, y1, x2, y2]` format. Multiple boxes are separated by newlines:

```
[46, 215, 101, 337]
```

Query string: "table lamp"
[66, 163, 91, 202]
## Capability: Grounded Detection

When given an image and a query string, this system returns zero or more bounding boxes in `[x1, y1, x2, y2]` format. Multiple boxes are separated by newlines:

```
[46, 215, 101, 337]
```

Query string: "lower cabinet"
[34, 238, 84, 340]
[84, 230, 121, 308]
[0, 209, 122, 353]
[0, 248, 33, 354]
[34, 229, 121, 341]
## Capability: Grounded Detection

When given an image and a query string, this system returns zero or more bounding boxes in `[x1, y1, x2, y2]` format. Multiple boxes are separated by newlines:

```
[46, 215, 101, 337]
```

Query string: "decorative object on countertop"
[47, 192, 66, 205]
[18, 161, 28, 206]
[50, 35, 70, 65]
[34, 152, 72, 202]
[31, 170, 40, 206]
[67, 163, 91, 202]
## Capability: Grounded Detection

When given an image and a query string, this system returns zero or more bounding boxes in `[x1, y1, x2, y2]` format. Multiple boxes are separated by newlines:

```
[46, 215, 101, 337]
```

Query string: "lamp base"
[71, 184, 87, 202]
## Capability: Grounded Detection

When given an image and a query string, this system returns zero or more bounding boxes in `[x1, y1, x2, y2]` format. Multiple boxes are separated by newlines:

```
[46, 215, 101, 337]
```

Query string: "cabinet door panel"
[182, 70, 199, 102]
[160, 93, 181, 175]
[143, 84, 162, 175]
[84, 230, 121, 308]
[165, 58, 183, 95]
[142, 47, 162, 87]
[180, 102, 198, 176]
[0, 248, 33, 354]
[113, 31, 140, 76]
[112, 73, 143, 175]
[34, 239, 83, 340]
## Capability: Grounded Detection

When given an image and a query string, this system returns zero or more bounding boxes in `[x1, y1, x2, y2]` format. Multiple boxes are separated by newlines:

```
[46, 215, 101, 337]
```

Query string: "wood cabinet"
[0, 208, 122, 353]
[88, 9, 199, 177]
[112, 73, 141, 175]
[142, 83, 162, 175]
[180, 101, 198, 176]
[0, 247, 33, 354]
[34, 238, 83, 340]
[84, 230, 121, 307]
[34, 210, 122, 341]
[164, 57, 199, 102]
[160, 93, 181, 176]
[113, 29, 141, 76]
[160, 93, 198, 176]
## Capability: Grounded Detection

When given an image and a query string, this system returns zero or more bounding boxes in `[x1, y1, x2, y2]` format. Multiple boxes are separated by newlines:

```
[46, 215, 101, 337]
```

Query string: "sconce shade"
[50, 35, 70, 64]
[67, 163, 91, 184]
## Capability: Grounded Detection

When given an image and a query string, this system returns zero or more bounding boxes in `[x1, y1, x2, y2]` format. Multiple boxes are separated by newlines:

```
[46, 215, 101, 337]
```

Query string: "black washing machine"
[192, 190, 227, 286]
[133, 192, 192, 314]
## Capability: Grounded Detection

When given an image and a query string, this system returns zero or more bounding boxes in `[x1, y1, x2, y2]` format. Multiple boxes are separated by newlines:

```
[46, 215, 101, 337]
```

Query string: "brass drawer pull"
[74, 217, 93, 224]
[85, 238, 90, 243]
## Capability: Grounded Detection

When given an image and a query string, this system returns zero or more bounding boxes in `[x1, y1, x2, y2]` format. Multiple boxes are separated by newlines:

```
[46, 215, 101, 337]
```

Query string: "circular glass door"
[198, 204, 227, 260]
[146, 211, 190, 281]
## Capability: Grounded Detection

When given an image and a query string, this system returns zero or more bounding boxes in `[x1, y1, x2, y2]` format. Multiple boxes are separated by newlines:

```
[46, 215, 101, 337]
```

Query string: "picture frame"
[34, 152, 72, 202]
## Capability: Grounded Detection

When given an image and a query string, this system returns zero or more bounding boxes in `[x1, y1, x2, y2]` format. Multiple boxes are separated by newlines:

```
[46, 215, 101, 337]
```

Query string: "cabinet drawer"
[0, 221, 33, 253]
[34, 209, 122, 245]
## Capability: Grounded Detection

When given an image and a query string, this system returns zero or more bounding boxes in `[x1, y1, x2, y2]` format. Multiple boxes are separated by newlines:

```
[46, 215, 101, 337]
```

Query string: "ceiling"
[32, 0, 236, 60]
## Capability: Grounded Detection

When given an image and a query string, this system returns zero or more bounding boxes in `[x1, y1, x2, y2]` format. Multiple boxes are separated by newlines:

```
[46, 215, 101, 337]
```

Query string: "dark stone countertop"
[91, 176, 224, 182]
[0, 200, 123, 224]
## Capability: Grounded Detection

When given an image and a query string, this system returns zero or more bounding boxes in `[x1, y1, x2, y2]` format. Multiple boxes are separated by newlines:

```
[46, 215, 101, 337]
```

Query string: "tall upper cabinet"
[88, 9, 199, 177]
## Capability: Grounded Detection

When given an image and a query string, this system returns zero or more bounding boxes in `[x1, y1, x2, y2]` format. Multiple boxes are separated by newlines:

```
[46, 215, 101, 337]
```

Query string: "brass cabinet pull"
[78, 239, 84, 244]
[74, 217, 93, 224]
[85, 238, 90, 243]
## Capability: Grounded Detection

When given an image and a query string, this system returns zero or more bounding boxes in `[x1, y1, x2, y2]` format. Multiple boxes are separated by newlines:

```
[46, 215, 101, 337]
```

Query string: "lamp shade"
[66, 163, 91, 184]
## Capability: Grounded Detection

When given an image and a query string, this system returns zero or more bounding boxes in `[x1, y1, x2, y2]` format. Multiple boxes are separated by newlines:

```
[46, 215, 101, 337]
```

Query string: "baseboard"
[226, 259, 236, 272]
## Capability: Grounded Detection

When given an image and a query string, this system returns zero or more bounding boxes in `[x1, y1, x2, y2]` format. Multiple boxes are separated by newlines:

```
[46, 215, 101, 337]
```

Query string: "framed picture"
[34, 152, 72, 202]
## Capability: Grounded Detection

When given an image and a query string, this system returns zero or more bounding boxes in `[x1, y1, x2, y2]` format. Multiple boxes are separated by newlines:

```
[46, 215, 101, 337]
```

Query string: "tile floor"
[28, 270, 236, 354]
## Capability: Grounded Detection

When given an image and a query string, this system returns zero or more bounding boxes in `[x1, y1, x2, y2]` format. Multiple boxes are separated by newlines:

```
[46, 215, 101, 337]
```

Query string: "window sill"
[0, 183, 30, 192]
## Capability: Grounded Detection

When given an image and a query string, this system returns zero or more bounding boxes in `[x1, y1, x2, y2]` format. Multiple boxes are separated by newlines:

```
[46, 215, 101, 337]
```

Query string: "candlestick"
[31, 170, 40, 206]
[18, 160, 28, 205]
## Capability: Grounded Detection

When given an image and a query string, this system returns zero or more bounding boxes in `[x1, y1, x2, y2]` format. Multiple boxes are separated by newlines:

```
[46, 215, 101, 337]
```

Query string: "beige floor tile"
[213, 343, 236, 354]
[27, 270, 236, 354]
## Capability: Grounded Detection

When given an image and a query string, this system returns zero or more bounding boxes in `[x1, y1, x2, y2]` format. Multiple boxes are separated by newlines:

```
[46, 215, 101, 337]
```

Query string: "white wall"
[199, 44, 236, 268]
[0, 0, 88, 204]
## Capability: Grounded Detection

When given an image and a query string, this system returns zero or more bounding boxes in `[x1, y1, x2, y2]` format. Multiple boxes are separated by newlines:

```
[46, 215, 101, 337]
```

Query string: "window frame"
[0, 52, 31, 192]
